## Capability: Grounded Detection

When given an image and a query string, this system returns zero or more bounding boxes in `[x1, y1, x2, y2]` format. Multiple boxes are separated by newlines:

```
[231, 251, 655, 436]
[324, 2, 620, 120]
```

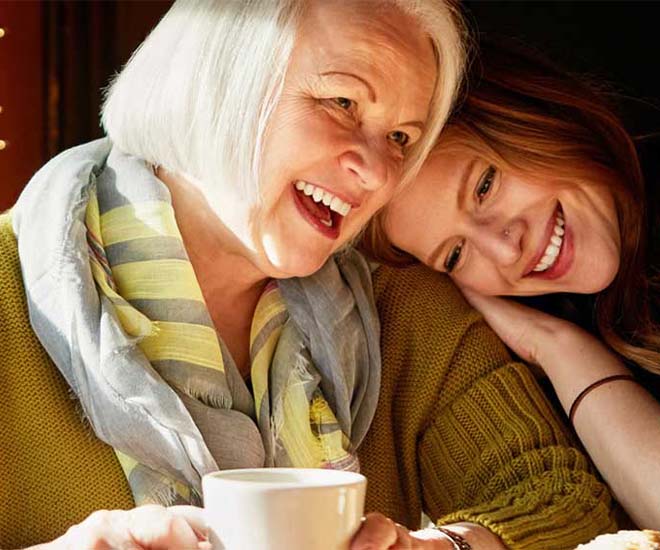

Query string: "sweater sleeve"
[420, 317, 616, 549]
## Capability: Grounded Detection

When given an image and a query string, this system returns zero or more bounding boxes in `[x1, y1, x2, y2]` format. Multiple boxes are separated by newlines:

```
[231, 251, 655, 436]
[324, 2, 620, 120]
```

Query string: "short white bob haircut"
[102, 0, 467, 203]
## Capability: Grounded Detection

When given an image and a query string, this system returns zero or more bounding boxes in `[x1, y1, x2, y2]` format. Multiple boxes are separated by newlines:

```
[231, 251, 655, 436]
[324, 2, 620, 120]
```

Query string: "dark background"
[1, 1, 659, 209]
[464, 0, 660, 227]
[465, 1, 660, 136]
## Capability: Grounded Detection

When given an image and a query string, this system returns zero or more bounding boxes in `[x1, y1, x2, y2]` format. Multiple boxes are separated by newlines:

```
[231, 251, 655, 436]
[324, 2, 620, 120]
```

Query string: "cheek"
[262, 103, 329, 165]
[271, 101, 340, 144]
[452, 266, 505, 296]
[583, 239, 620, 292]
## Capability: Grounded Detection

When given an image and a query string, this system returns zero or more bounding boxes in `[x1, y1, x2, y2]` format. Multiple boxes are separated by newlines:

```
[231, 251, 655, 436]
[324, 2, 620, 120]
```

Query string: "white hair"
[102, 0, 466, 202]
[390, 0, 467, 186]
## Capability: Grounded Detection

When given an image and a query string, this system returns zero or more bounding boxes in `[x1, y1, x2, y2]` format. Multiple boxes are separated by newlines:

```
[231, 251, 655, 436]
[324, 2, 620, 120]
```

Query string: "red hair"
[361, 40, 660, 372]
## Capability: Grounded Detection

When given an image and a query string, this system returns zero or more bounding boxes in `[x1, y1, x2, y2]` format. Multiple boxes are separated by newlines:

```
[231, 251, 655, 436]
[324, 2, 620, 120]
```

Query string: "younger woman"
[370, 41, 660, 529]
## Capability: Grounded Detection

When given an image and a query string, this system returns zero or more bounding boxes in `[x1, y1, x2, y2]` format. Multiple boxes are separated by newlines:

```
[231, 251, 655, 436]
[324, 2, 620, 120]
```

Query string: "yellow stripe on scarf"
[86, 192, 154, 337]
[250, 283, 286, 419]
[141, 322, 225, 372]
[101, 202, 180, 245]
[115, 451, 191, 504]
[87, 185, 355, 505]
[281, 380, 326, 467]
[251, 328, 283, 416]
[250, 285, 352, 469]
[251, 289, 287, 338]
[112, 260, 204, 302]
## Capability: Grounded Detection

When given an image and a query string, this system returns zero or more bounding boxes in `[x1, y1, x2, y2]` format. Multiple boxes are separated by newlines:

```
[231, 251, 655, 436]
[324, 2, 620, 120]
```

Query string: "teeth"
[532, 210, 565, 272]
[294, 180, 352, 217]
[546, 244, 560, 257]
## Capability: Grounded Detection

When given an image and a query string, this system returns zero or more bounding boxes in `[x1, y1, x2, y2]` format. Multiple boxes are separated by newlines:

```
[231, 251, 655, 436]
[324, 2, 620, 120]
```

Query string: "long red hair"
[361, 40, 660, 372]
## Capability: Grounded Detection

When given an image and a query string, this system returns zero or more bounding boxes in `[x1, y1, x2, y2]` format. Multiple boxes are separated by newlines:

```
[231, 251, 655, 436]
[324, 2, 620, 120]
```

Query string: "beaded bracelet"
[568, 374, 636, 425]
[434, 526, 472, 550]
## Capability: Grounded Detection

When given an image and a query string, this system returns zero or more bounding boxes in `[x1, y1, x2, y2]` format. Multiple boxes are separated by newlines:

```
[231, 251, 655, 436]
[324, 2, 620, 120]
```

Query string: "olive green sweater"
[0, 212, 615, 549]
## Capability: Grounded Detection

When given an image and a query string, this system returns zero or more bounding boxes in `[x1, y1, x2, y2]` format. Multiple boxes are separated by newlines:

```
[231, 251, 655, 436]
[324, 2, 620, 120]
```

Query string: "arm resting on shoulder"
[463, 290, 660, 529]
[544, 326, 660, 530]
[418, 317, 616, 550]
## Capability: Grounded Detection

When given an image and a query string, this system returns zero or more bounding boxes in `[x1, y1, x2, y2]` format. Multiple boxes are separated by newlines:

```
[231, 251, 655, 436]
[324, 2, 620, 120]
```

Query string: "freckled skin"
[385, 148, 621, 296]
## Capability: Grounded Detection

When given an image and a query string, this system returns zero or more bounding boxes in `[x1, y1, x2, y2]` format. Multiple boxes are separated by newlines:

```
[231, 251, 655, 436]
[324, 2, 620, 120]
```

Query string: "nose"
[470, 218, 525, 267]
[338, 136, 390, 191]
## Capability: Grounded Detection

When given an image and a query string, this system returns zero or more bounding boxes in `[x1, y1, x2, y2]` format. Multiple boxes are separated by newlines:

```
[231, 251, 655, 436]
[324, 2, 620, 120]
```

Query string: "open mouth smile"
[524, 202, 574, 280]
[292, 180, 354, 239]
[532, 207, 564, 272]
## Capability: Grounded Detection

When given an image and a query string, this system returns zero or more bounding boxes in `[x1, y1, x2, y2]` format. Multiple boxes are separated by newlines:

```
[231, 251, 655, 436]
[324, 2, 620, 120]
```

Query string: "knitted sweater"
[0, 212, 615, 549]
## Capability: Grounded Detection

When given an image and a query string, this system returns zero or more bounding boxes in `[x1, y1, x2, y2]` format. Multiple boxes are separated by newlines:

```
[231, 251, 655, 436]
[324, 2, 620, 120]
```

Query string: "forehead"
[390, 151, 465, 224]
[292, 1, 437, 115]
[414, 149, 470, 197]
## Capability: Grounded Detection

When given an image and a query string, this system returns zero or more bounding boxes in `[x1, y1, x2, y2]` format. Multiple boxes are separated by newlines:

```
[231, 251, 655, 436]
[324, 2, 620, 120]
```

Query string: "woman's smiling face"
[221, 1, 437, 279]
[384, 147, 622, 296]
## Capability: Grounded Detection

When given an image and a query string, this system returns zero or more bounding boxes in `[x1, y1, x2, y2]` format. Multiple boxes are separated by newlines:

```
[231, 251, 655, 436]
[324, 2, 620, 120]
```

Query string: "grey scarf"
[13, 138, 381, 504]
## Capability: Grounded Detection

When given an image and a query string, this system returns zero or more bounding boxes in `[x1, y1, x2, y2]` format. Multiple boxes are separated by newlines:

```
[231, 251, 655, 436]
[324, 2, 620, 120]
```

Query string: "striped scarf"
[84, 167, 359, 504]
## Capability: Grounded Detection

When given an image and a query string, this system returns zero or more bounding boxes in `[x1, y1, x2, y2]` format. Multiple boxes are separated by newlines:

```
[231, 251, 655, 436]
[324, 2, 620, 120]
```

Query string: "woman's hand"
[350, 513, 451, 550]
[351, 514, 510, 550]
[30, 505, 209, 550]
[459, 287, 572, 366]
[460, 287, 629, 410]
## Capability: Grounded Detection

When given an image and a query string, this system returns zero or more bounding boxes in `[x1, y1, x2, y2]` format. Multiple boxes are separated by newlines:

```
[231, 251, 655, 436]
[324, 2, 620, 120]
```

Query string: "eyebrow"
[425, 157, 478, 270]
[456, 157, 478, 213]
[320, 71, 376, 102]
[398, 120, 426, 131]
[319, 71, 427, 131]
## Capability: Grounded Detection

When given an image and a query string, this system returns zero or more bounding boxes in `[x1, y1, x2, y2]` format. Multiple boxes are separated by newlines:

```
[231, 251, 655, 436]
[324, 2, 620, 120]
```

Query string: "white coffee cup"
[202, 467, 367, 550]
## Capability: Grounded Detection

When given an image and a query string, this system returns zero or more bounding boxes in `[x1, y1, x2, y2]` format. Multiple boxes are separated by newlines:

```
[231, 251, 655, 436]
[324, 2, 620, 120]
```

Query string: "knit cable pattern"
[360, 264, 615, 550]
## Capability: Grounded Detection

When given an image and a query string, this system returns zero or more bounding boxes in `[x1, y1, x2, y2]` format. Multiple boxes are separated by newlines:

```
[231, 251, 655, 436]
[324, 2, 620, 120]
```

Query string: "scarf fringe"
[270, 349, 327, 466]
[183, 382, 233, 410]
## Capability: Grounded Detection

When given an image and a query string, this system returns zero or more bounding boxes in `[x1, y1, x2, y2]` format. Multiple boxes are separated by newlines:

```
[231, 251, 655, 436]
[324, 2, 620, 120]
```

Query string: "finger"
[351, 512, 398, 549]
[392, 523, 415, 549]
[461, 287, 523, 324]
[127, 505, 204, 550]
[460, 289, 542, 361]
[63, 510, 127, 550]
[169, 505, 209, 541]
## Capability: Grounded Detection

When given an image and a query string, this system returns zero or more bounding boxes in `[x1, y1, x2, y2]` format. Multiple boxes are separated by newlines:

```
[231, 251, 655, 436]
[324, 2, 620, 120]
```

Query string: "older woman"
[1, 3, 615, 550]
[375, 40, 660, 529]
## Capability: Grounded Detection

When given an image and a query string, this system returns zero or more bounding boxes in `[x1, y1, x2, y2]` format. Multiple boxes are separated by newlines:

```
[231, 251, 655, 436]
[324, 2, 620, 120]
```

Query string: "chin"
[263, 250, 329, 279]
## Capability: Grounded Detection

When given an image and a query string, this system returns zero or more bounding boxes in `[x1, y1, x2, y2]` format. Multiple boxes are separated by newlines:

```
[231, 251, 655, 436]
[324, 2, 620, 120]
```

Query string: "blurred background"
[1, 0, 658, 210]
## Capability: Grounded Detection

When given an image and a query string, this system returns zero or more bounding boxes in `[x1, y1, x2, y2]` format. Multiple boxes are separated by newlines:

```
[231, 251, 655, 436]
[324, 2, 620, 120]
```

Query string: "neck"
[156, 168, 268, 374]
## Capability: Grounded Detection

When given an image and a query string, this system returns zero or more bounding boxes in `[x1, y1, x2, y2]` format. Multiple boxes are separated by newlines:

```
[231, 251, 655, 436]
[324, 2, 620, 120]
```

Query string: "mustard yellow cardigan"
[0, 212, 615, 549]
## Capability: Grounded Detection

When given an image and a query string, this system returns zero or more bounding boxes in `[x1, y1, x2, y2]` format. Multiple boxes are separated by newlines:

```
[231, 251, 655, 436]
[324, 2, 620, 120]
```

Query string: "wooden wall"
[1, 2, 657, 211]
[0, 2, 46, 210]
[0, 1, 171, 211]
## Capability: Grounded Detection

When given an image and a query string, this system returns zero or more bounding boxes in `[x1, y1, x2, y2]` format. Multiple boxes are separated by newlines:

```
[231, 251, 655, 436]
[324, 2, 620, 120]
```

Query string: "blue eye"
[387, 130, 410, 147]
[444, 240, 464, 273]
[333, 97, 354, 110]
[476, 165, 497, 202]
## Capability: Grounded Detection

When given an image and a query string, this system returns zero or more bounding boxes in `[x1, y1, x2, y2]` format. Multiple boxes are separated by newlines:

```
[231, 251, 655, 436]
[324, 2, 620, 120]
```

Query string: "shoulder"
[0, 211, 21, 291]
[372, 264, 506, 398]
[0, 210, 31, 331]
[373, 264, 482, 337]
